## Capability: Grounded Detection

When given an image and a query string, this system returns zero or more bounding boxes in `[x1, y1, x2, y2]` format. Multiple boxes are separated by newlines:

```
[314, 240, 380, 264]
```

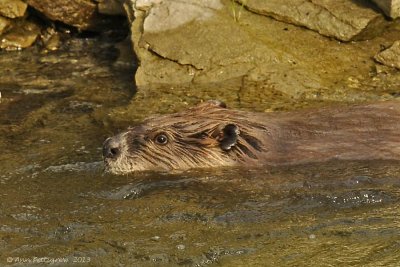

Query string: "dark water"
[1, 37, 400, 266]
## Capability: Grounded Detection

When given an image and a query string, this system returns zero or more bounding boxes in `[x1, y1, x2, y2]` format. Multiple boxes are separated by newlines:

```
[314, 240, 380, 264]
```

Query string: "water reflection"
[0, 36, 399, 266]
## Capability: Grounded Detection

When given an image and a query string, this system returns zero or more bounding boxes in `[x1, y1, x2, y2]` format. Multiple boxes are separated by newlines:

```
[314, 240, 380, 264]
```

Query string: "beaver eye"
[155, 133, 168, 145]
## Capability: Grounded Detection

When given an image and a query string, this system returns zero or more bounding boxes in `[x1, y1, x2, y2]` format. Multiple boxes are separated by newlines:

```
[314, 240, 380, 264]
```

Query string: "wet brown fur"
[103, 100, 400, 174]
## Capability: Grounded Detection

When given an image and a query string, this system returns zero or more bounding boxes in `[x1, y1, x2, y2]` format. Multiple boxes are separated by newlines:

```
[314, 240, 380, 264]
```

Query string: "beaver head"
[103, 100, 266, 174]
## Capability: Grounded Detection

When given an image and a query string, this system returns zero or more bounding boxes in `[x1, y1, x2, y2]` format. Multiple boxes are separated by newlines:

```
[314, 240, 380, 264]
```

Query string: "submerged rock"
[236, 0, 385, 41]
[0, 0, 27, 19]
[375, 40, 400, 69]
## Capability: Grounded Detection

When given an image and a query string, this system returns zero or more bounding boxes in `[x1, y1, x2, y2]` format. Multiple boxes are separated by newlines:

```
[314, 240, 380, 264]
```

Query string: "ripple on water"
[44, 161, 103, 173]
[1, 36, 400, 266]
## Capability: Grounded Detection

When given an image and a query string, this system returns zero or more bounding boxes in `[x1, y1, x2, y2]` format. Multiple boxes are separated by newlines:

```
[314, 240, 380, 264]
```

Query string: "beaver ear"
[213, 124, 240, 151]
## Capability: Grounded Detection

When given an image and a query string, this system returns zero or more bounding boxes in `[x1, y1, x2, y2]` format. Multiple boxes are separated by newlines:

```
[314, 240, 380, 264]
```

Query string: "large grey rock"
[236, 0, 385, 41]
[371, 0, 400, 18]
[0, 0, 27, 18]
[126, 0, 322, 96]
[374, 40, 400, 69]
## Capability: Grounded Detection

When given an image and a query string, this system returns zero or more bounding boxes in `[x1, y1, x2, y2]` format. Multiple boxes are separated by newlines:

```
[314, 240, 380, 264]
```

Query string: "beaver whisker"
[136, 150, 159, 167]
[147, 148, 179, 169]
[146, 148, 175, 166]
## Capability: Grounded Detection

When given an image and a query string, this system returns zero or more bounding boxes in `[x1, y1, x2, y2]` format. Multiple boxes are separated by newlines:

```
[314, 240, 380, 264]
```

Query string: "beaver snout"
[103, 137, 121, 160]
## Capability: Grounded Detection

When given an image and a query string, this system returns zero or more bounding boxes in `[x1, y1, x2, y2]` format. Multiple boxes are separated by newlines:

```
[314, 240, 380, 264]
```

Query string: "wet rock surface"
[375, 40, 400, 69]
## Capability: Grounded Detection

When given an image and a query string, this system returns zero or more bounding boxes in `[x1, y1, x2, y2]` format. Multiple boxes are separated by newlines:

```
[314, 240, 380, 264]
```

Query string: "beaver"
[103, 100, 400, 174]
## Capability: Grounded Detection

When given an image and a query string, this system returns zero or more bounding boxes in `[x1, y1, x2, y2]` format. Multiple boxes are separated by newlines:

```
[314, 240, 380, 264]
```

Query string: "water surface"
[0, 37, 399, 266]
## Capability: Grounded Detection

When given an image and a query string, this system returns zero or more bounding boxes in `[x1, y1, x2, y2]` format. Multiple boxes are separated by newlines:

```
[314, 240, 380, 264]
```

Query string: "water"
[2, 160, 400, 266]
[1, 36, 400, 266]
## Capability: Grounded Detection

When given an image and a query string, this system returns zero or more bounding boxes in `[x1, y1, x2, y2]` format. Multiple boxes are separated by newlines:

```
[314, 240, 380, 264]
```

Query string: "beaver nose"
[103, 137, 121, 159]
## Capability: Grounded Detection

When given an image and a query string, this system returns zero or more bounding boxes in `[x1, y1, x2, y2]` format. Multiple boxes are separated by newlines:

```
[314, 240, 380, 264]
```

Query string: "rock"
[371, 0, 400, 18]
[126, 0, 321, 92]
[116, 0, 400, 123]
[0, 15, 10, 35]
[139, 0, 224, 33]
[0, 20, 41, 51]
[94, 0, 125, 16]
[27, 0, 102, 30]
[236, 0, 385, 41]
[374, 40, 400, 69]
[125, 0, 220, 85]
[0, 0, 27, 19]
[41, 28, 61, 51]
